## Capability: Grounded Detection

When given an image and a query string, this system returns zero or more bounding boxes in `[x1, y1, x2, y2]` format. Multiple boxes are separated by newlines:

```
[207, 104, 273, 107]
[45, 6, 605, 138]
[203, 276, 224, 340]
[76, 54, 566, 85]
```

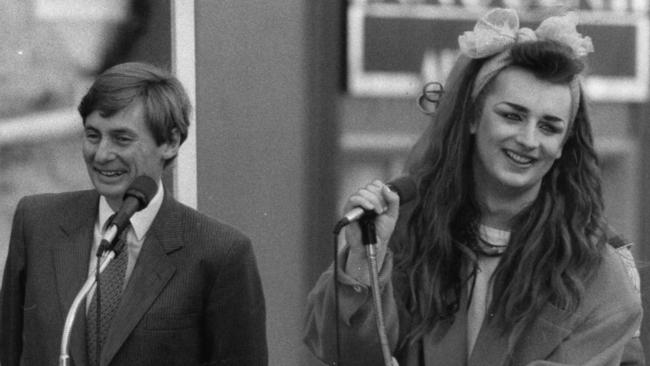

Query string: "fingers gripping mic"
[334, 176, 417, 234]
[97, 176, 158, 256]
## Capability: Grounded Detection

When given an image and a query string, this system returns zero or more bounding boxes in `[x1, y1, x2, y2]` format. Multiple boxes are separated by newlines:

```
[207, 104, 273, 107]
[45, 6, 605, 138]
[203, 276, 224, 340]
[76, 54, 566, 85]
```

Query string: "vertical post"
[170, 0, 198, 208]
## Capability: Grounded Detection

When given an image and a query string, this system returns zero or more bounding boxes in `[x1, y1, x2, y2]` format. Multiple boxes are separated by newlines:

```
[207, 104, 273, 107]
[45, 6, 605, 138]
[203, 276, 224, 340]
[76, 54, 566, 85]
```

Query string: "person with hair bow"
[304, 8, 643, 366]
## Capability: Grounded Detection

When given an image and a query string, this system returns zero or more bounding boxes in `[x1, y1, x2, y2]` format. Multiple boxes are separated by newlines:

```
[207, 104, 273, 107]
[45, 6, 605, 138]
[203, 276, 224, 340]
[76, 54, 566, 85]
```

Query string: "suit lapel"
[52, 190, 98, 366]
[100, 193, 184, 366]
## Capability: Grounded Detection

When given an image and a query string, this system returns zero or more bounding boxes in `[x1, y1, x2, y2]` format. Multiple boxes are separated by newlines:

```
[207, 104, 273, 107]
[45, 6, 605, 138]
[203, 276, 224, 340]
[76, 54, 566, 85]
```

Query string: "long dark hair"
[397, 40, 605, 343]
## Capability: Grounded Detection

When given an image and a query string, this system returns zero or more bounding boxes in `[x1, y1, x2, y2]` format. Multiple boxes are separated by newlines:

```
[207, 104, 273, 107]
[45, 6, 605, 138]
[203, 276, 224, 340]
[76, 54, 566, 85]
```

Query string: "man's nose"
[94, 139, 116, 162]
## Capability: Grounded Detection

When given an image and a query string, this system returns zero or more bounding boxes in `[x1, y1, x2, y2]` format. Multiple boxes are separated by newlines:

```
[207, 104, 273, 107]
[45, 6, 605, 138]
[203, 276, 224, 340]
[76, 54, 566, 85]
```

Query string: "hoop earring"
[417, 81, 444, 116]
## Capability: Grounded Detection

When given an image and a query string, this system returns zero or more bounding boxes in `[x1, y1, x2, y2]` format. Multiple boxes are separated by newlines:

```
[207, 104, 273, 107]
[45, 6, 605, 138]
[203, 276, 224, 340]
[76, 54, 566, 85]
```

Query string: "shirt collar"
[98, 180, 165, 241]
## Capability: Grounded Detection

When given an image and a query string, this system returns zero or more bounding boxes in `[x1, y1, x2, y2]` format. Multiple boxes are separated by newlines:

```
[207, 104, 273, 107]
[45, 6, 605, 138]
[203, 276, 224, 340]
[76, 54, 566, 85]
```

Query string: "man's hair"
[78, 62, 191, 150]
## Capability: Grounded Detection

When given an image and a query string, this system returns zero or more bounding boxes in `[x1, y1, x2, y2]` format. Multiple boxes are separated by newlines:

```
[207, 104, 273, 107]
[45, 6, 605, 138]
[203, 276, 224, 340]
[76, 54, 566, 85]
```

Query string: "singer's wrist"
[344, 247, 371, 286]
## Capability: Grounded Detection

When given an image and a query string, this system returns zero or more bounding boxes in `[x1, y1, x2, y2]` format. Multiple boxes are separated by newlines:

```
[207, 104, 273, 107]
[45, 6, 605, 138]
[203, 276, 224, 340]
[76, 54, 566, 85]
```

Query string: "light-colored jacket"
[304, 224, 643, 366]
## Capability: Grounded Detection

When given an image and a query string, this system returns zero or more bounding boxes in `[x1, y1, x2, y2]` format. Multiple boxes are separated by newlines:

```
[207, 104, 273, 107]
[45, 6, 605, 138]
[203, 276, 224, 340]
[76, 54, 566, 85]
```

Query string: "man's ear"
[161, 128, 181, 160]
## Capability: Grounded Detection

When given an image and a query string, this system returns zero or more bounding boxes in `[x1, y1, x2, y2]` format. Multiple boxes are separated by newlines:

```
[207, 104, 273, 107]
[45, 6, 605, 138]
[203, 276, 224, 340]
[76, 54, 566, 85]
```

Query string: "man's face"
[82, 102, 179, 210]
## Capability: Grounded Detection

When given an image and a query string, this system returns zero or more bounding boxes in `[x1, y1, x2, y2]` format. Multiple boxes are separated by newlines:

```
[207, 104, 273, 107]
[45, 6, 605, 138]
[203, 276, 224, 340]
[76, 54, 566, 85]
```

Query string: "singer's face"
[82, 102, 179, 209]
[470, 67, 570, 200]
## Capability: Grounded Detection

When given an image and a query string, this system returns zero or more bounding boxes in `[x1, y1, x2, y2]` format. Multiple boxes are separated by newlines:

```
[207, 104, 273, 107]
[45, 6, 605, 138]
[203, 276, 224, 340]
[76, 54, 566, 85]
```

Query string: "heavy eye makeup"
[494, 103, 566, 135]
[494, 104, 525, 122]
[538, 119, 565, 135]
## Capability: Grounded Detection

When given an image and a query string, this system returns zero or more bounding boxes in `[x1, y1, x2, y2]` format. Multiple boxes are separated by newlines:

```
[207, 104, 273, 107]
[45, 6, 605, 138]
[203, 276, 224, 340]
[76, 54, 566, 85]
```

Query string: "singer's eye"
[501, 112, 522, 121]
[539, 121, 563, 135]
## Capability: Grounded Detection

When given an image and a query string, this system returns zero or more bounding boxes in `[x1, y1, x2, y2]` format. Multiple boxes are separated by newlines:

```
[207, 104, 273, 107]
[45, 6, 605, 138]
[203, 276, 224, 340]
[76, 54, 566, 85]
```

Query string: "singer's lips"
[504, 149, 536, 166]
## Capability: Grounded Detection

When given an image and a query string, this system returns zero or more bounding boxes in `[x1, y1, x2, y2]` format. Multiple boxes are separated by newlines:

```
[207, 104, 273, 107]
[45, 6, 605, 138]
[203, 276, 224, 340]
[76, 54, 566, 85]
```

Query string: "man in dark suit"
[0, 62, 267, 366]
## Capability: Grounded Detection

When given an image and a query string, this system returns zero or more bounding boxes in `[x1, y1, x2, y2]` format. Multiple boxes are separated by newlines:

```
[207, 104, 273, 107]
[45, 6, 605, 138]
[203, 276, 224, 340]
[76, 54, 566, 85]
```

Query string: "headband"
[458, 8, 594, 122]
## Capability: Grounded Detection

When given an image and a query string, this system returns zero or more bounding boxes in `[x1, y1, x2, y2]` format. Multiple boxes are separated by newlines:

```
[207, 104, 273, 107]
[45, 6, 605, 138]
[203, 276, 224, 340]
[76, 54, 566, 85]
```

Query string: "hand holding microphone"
[334, 177, 415, 366]
[341, 177, 416, 285]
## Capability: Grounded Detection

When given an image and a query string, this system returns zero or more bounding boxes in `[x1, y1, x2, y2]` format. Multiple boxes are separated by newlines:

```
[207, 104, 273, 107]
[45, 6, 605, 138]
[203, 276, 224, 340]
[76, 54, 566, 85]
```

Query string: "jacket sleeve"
[620, 337, 645, 366]
[0, 198, 28, 366]
[526, 302, 642, 366]
[203, 236, 267, 366]
[527, 245, 644, 366]
[607, 230, 646, 366]
[617, 245, 645, 366]
[303, 247, 400, 366]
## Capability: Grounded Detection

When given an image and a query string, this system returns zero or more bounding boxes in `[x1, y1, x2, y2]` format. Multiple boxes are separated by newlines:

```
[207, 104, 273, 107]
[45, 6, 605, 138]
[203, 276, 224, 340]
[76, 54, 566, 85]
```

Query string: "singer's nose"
[514, 121, 540, 150]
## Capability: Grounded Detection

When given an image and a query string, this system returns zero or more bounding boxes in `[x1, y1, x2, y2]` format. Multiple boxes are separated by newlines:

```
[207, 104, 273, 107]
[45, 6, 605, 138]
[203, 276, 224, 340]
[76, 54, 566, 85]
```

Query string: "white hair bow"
[458, 8, 594, 59]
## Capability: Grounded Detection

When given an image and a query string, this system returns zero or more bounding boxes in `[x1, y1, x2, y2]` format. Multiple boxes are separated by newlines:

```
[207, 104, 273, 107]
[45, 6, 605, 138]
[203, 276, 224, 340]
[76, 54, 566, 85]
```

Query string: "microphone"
[97, 176, 158, 256]
[333, 176, 417, 234]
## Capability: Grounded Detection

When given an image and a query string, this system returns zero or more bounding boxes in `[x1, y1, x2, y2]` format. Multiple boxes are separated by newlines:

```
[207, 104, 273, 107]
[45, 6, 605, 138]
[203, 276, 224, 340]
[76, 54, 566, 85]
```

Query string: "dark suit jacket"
[0, 189, 267, 366]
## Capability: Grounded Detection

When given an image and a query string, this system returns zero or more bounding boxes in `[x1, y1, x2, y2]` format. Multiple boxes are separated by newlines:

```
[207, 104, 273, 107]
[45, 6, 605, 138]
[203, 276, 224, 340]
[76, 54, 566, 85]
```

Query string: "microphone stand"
[359, 214, 395, 366]
[58, 250, 117, 366]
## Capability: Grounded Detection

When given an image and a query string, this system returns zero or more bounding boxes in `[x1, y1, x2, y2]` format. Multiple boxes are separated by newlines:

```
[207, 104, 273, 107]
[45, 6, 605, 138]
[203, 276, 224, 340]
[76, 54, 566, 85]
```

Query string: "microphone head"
[386, 176, 417, 204]
[124, 175, 158, 211]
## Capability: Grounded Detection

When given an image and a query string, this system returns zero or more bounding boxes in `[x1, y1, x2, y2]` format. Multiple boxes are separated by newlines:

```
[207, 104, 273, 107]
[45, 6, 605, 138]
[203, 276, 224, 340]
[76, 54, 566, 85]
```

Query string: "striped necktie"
[86, 228, 129, 366]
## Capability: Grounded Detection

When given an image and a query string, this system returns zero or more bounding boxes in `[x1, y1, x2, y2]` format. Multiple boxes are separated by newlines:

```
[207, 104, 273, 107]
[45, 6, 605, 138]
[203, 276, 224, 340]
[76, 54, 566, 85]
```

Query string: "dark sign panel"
[348, 2, 649, 101]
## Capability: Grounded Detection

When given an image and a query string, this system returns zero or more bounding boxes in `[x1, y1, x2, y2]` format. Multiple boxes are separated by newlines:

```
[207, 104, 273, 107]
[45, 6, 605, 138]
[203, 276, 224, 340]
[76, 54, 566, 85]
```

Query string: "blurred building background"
[0, 0, 649, 365]
[0, 0, 172, 275]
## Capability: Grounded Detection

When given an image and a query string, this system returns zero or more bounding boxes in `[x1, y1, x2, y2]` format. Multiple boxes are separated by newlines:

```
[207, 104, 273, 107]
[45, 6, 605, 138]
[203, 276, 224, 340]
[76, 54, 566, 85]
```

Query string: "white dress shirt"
[86, 182, 164, 303]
